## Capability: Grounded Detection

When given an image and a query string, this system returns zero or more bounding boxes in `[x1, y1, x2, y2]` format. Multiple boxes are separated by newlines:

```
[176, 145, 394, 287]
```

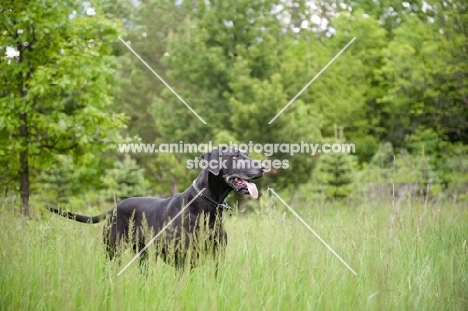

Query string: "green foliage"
[439, 143, 468, 202]
[39, 155, 82, 206]
[355, 142, 443, 198]
[1, 0, 468, 207]
[314, 152, 357, 198]
[100, 155, 147, 201]
[378, 4, 468, 148]
[312, 129, 358, 199]
[104, 0, 468, 201]
[0, 1, 128, 210]
[329, 10, 388, 162]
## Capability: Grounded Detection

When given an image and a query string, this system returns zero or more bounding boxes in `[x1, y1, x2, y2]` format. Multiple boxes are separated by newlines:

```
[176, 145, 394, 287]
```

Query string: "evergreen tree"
[313, 127, 357, 199]
[100, 155, 147, 201]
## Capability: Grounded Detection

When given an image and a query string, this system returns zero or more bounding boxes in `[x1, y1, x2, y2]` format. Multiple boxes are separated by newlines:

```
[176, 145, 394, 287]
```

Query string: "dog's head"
[200, 147, 264, 199]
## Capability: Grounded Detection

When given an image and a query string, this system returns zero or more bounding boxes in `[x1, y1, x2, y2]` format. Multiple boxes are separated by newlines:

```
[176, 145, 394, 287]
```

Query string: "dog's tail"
[48, 208, 110, 224]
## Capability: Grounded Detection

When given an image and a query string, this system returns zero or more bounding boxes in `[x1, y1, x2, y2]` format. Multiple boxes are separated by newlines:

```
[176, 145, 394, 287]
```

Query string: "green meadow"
[1, 197, 467, 310]
[2, 1, 468, 310]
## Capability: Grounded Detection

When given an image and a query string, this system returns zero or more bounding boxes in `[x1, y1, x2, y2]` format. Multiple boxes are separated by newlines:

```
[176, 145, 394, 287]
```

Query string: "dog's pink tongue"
[246, 182, 258, 199]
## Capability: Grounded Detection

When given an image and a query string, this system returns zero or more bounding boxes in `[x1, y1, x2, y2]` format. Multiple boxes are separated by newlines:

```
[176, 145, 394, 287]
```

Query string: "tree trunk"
[19, 112, 29, 216]
[17, 41, 31, 216]
[170, 180, 178, 196]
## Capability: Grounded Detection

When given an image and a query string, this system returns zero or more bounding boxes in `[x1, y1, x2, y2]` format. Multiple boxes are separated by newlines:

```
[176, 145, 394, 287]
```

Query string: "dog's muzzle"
[226, 175, 261, 199]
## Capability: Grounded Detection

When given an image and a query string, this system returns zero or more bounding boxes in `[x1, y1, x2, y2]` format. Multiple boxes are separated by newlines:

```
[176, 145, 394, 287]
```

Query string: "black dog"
[49, 147, 264, 269]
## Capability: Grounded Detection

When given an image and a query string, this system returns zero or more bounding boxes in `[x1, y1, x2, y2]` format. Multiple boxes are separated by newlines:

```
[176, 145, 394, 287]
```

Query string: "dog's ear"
[200, 148, 221, 176]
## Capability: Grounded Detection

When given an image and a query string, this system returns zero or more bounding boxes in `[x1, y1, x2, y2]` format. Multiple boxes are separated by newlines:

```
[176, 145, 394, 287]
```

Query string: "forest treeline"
[1, 0, 467, 215]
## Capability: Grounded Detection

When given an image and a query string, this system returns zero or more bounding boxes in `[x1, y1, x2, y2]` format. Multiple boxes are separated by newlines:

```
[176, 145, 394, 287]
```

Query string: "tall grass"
[1, 196, 467, 310]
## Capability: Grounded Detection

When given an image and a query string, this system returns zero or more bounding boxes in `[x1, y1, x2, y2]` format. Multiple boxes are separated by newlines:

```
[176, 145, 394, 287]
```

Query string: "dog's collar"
[192, 180, 232, 213]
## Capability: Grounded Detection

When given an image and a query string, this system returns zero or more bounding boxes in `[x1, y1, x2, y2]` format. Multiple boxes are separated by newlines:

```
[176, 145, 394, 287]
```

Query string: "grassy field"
[1, 196, 467, 310]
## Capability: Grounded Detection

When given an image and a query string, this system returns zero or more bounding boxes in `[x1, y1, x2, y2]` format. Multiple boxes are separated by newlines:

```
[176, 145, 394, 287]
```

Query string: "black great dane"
[49, 147, 264, 270]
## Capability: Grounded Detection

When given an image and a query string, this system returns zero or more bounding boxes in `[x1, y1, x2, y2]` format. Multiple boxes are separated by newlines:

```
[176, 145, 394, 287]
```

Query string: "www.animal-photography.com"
[1, 1, 467, 310]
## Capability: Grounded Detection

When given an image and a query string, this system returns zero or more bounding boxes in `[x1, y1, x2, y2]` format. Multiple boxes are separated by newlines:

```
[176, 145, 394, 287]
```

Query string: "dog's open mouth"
[229, 177, 259, 199]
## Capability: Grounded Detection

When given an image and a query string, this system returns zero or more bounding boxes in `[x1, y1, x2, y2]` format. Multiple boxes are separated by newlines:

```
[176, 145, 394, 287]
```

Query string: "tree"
[377, 7, 467, 156]
[0, 1, 127, 215]
[328, 9, 388, 162]
[312, 128, 357, 199]
[100, 155, 147, 201]
[40, 155, 81, 206]
[157, 0, 325, 190]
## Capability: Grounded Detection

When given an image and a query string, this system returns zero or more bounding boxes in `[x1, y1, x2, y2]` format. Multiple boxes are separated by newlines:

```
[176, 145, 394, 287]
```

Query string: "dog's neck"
[193, 169, 232, 206]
